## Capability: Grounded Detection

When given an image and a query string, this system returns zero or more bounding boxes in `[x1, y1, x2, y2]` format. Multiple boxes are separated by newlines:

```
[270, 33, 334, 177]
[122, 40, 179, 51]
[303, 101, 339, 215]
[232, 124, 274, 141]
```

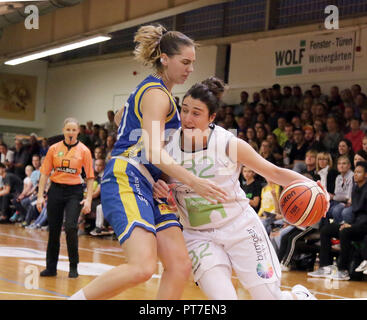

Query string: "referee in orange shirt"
[37, 118, 94, 278]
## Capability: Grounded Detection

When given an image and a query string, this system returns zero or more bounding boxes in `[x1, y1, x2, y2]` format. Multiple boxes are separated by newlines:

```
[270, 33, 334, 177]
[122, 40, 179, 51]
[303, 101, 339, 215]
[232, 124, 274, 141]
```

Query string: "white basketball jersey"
[165, 125, 250, 230]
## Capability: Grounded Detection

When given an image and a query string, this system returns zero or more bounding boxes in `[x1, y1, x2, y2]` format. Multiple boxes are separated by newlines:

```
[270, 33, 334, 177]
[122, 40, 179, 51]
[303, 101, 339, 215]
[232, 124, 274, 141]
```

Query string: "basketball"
[279, 180, 327, 227]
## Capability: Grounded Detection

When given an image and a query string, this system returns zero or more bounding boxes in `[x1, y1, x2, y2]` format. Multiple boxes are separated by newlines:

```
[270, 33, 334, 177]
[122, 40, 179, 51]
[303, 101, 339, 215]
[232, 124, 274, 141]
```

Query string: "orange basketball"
[279, 180, 327, 227]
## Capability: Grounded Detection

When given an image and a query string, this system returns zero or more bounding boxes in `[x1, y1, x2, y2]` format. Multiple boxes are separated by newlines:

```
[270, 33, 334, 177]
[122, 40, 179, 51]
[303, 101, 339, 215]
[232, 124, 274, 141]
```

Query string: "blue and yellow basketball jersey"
[112, 74, 180, 181]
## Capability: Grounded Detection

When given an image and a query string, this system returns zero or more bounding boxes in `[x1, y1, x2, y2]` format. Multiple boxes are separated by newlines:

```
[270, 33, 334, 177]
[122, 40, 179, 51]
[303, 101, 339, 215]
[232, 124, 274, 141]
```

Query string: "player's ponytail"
[184, 77, 226, 116]
[133, 24, 195, 71]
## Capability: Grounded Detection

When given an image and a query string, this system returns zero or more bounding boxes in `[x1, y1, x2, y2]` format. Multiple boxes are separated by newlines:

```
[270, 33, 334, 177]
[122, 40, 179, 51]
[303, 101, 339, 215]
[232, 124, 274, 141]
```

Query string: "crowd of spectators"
[230, 83, 367, 281]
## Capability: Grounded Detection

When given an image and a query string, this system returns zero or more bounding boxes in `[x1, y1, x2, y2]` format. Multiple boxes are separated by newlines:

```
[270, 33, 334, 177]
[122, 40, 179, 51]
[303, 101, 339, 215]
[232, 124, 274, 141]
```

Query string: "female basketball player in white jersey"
[70, 26, 227, 300]
[154, 78, 329, 300]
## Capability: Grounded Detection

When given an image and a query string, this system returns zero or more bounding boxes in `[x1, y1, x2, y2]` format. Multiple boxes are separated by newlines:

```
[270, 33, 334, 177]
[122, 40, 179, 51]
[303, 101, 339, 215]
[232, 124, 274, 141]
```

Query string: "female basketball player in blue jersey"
[70, 25, 227, 300]
[153, 77, 330, 300]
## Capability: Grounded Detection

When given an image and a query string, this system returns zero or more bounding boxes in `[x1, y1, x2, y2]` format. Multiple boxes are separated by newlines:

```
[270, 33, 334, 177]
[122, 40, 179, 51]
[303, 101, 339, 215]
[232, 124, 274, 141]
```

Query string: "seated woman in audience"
[316, 151, 338, 196]
[354, 150, 367, 168]
[325, 155, 354, 224]
[337, 138, 355, 169]
[245, 127, 259, 151]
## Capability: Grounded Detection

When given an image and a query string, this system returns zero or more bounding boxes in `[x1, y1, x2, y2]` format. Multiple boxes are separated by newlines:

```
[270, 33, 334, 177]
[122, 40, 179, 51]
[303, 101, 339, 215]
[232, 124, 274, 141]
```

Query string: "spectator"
[283, 123, 294, 167]
[300, 150, 321, 181]
[265, 101, 279, 131]
[0, 143, 14, 167]
[90, 124, 101, 150]
[27, 133, 40, 162]
[273, 116, 288, 148]
[337, 138, 355, 169]
[354, 93, 366, 118]
[78, 125, 93, 150]
[308, 161, 367, 280]
[354, 150, 367, 168]
[271, 83, 283, 107]
[258, 180, 283, 235]
[341, 89, 355, 111]
[345, 118, 365, 153]
[245, 127, 259, 151]
[300, 109, 313, 126]
[10, 165, 34, 222]
[303, 125, 323, 152]
[236, 116, 248, 136]
[323, 115, 343, 159]
[250, 91, 260, 109]
[239, 166, 262, 212]
[79, 158, 106, 235]
[301, 96, 313, 112]
[266, 133, 283, 166]
[39, 138, 49, 157]
[313, 117, 327, 144]
[12, 139, 30, 179]
[360, 108, 367, 133]
[223, 113, 238, 131]
[93, 147, 105, 167]
[97, 128, 108, 150]
[281, 86, 296, 118]
[292, 85, 303, 110]
[316, 151, 338, 196]
[328, 86, 342, 110]
[12, 154, 42, 223]
[325, 155, 354, 224]
[291, 115, 302, 129]
[233, 91, 250, 117]
[86, 121, 94, 135]
[104, 110, 118, 136]
[0, 163, 23, 222]
[343, 106, 356, 134]
[351, 84, 362, 100]
[288, 128, 308, 172]
[259, 140, 276, 164]
[363, 135, 367, 153]
[311, 84, 328, 105]
[255, 124, 267, 145]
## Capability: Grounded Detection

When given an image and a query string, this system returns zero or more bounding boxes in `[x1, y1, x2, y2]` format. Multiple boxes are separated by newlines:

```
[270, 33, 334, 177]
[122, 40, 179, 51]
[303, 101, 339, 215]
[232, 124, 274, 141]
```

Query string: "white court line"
[280, 285, 348, 300]
[0, 291, 65, 299]
[0, 232, 124, 258]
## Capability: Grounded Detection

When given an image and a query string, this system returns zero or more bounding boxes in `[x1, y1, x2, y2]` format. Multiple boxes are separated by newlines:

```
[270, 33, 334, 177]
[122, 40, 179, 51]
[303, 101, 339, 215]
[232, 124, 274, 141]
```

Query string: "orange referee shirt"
[40, 140, 94, 185]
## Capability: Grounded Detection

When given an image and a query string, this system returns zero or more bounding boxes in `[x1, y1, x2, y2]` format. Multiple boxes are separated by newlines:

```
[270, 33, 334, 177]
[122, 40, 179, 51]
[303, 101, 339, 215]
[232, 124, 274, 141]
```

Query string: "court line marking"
[0, 291, 66, 299]
[0, 232, 124, 258]
[0, 277, 69, 298]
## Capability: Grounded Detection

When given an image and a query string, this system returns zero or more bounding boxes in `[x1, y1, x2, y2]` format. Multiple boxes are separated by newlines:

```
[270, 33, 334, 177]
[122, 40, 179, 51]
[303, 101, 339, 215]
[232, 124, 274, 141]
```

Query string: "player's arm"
[141, 89, 227, 204]
[114, 106, 124, 127]
[227, 137, 312, 187]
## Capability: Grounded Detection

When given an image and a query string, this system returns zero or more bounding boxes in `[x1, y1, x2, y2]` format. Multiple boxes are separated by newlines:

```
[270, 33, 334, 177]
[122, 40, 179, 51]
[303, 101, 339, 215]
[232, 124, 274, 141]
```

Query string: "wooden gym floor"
[0, 224, 366, 300]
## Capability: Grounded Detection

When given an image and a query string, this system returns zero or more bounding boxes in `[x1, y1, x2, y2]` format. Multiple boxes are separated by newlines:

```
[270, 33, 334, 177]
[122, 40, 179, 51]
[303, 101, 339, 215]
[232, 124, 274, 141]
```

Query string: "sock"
[68, 289, 87, 300]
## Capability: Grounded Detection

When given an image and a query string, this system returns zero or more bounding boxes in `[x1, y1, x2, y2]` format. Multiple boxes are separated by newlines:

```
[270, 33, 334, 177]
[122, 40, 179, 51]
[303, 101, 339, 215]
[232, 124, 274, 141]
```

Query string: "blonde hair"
[133, 24, 196, 70]
[63, 117, 79, 127]
[316, 151, 333, 171]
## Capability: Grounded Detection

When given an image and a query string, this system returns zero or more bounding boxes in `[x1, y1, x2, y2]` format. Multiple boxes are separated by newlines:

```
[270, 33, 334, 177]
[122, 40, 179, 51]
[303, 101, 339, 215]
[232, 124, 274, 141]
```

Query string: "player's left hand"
[316, 180, 330, 215]
[153, 179, 170, 199]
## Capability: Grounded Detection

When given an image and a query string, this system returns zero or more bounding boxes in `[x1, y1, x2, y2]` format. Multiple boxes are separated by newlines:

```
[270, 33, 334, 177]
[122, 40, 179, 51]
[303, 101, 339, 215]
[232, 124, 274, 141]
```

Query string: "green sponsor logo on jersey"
[185, 197, 227, 227]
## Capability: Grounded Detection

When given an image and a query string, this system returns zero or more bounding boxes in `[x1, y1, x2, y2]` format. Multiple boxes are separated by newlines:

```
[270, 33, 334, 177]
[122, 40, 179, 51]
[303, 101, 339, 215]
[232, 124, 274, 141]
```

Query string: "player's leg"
[156, 226, 192, 299]
[197, 265, 237, 300]
[183, 229, 236, 299]
[70, 226, 157, 300]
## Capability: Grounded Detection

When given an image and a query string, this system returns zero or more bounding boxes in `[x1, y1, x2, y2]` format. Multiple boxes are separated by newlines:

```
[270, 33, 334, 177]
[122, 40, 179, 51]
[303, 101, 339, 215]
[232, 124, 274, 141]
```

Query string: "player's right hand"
[191, 177, 228, 204]
[36, 196, 45, 213]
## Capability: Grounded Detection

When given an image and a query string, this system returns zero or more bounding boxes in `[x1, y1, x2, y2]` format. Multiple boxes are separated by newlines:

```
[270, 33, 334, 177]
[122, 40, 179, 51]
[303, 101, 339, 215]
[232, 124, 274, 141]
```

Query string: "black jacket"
[352, 181, 367, 225]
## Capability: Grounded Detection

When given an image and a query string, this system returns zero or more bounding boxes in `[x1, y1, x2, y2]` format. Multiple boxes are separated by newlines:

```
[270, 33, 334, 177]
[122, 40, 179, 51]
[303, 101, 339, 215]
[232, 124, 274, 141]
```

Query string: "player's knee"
[133, 261, 157, 283]
[178, 256, 192, 280]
